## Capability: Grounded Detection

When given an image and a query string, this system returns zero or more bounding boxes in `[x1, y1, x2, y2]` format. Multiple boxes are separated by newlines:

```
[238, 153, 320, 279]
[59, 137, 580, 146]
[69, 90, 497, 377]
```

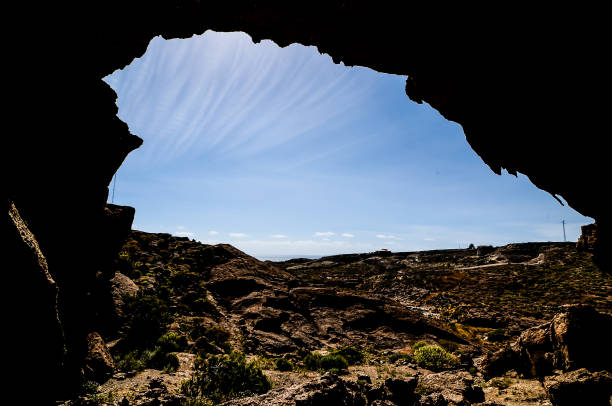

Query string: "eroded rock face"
[6, 3, 611, 401]
[220, 374, 367, 406]
[83, 332, 115, 383]
[110, 272, 139, 321]
[544, 369, 612, 406]
[418, 371, 485, 405]
[481, 304, 612, 378]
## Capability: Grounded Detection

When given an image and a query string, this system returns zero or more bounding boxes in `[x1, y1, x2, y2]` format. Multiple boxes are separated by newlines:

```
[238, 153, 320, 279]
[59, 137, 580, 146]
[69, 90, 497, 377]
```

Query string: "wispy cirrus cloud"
[376, 233, 402, 240]
[342, 233, 355, 238]
[105, 31, 375, 167]
[229, 232, 248, 238]
[271, 234, 288, 238]
[314, 231, 335, 237]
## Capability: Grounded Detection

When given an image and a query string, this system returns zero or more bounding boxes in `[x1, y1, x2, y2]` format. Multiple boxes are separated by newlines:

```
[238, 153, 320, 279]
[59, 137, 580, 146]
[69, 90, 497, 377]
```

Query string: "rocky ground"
[64, 231, 611, 406]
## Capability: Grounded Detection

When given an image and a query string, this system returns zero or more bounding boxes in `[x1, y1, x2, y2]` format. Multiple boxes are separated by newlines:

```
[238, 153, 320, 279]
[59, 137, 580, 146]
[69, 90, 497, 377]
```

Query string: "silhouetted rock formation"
[5, 3, 611, 401]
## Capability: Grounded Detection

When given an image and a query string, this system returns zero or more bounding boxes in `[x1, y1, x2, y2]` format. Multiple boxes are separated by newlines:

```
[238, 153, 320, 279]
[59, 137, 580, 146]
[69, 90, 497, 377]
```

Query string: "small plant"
[123, 293, 171, 347]
[303, 352, 322, 371]
[413, 345, 459, 371]
[320, 354, 348, 372]
[115, 350, 146, 372]
[163, 353, 181, 373]
[330, 346, 365, 365]
[181, 352, 271, 404]
[411, 341, 428, 351]
[157, 331, 188, 353]
[115, 332, 185, 373]
[80, 380, 99, 396]
[274, 357, 294, 372]
[303, 352, 348, 373]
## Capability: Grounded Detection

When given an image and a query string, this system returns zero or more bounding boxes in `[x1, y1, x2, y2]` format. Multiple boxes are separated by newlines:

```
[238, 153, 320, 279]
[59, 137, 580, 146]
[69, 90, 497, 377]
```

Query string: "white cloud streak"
[106, 31, 375, 166]
[376, 234, 402, 240]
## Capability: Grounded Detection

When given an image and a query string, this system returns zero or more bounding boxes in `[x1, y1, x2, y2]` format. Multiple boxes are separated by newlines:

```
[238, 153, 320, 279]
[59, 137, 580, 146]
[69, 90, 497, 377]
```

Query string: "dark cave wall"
[5, 1, 608, 400]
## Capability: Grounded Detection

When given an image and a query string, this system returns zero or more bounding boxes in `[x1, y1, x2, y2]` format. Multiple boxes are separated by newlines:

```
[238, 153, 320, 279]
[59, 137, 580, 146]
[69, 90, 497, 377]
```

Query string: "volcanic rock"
[83, 332, 115, 383]
[544, 368, 612, 406]
[417, 370, 485, 405]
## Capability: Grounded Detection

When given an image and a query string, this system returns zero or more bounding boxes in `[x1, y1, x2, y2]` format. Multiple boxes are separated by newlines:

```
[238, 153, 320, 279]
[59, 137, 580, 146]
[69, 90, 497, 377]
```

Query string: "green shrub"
[303, 352, 322, 370]
[330, 346, 365, 365]
[163, 353, 181, 373]
[411, 341, 428, 351]
[413, 345, 459, 371]
[274, 357, 294, 372]
[115, 333, 183, 373]
[124, 294, 171, 347]
[190, 325, 230, 347]
[80, 380, 100, 396]
[192, 297, 219, 315]
[181, 352, 271, 403]
[320, 354, 349, 372]
[115, 350, 146, 372]
[147, 347, 181, 372]
[157, 332, 188, 353]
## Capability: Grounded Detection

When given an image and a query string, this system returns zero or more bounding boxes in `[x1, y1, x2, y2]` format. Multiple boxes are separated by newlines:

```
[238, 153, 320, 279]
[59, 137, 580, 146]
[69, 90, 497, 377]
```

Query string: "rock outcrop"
[417, 371, 485, 405]
[481, 304, 612, 379]
[6, 4, 611, 401]
[219, 373, 489, 406]
[110, 272, 140, 321]
[83, 332, 115, 383]
[544, 369, 612, 406]
[220, 374, 367, 406]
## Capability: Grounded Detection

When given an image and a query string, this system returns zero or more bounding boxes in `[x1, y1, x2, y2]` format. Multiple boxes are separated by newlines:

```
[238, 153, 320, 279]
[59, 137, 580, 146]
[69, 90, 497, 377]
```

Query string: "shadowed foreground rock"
[220, 374, 367, 406]
[220, 373, 491, 406]
[481, 304, 612, 379]
[83, 332, 115, 383]
[7, 3, 612, 401]
[544, 369, 612, 406]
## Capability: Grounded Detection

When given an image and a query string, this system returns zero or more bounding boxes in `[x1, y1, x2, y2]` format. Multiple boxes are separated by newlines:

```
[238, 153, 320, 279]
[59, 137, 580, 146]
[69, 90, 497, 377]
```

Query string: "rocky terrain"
[64, 230, 611, 406]
[8, 4, 611, 402]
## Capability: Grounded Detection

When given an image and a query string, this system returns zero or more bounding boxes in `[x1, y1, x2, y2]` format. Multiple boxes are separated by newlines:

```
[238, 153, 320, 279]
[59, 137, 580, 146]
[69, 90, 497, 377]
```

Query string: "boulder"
[481, 305, 612, 378]
[220, 374, 367, 406]
[110, 272, 139, 319]
[83, 332, 115, 383]
[417, 393, 448, 406]
[418, 370, 485, 405]
[549, 304, 612, 372]
[544, 369, 612, 406]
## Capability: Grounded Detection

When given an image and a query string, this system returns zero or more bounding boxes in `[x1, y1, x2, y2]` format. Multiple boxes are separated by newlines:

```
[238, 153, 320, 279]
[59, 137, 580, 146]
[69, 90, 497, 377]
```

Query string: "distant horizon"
[132, 227, 579, 262]
[107, 31, 592, 258]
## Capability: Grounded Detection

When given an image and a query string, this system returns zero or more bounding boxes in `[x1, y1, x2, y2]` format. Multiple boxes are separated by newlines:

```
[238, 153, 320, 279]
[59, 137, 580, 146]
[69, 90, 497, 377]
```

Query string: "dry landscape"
[62, 230, 612, 406]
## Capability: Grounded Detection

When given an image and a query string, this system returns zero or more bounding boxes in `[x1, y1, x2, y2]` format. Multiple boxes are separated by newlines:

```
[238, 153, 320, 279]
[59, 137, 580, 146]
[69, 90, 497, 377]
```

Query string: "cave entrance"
[104, 31, 591, 260]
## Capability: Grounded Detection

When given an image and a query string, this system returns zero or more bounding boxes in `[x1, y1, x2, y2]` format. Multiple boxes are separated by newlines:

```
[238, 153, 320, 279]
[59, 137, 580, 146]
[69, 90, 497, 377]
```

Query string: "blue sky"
[105, 31, 592, 259]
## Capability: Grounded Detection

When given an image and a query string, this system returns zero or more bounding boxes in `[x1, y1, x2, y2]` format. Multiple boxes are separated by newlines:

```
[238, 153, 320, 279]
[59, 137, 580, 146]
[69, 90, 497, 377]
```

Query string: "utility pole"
[562, 220, 566, 242]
